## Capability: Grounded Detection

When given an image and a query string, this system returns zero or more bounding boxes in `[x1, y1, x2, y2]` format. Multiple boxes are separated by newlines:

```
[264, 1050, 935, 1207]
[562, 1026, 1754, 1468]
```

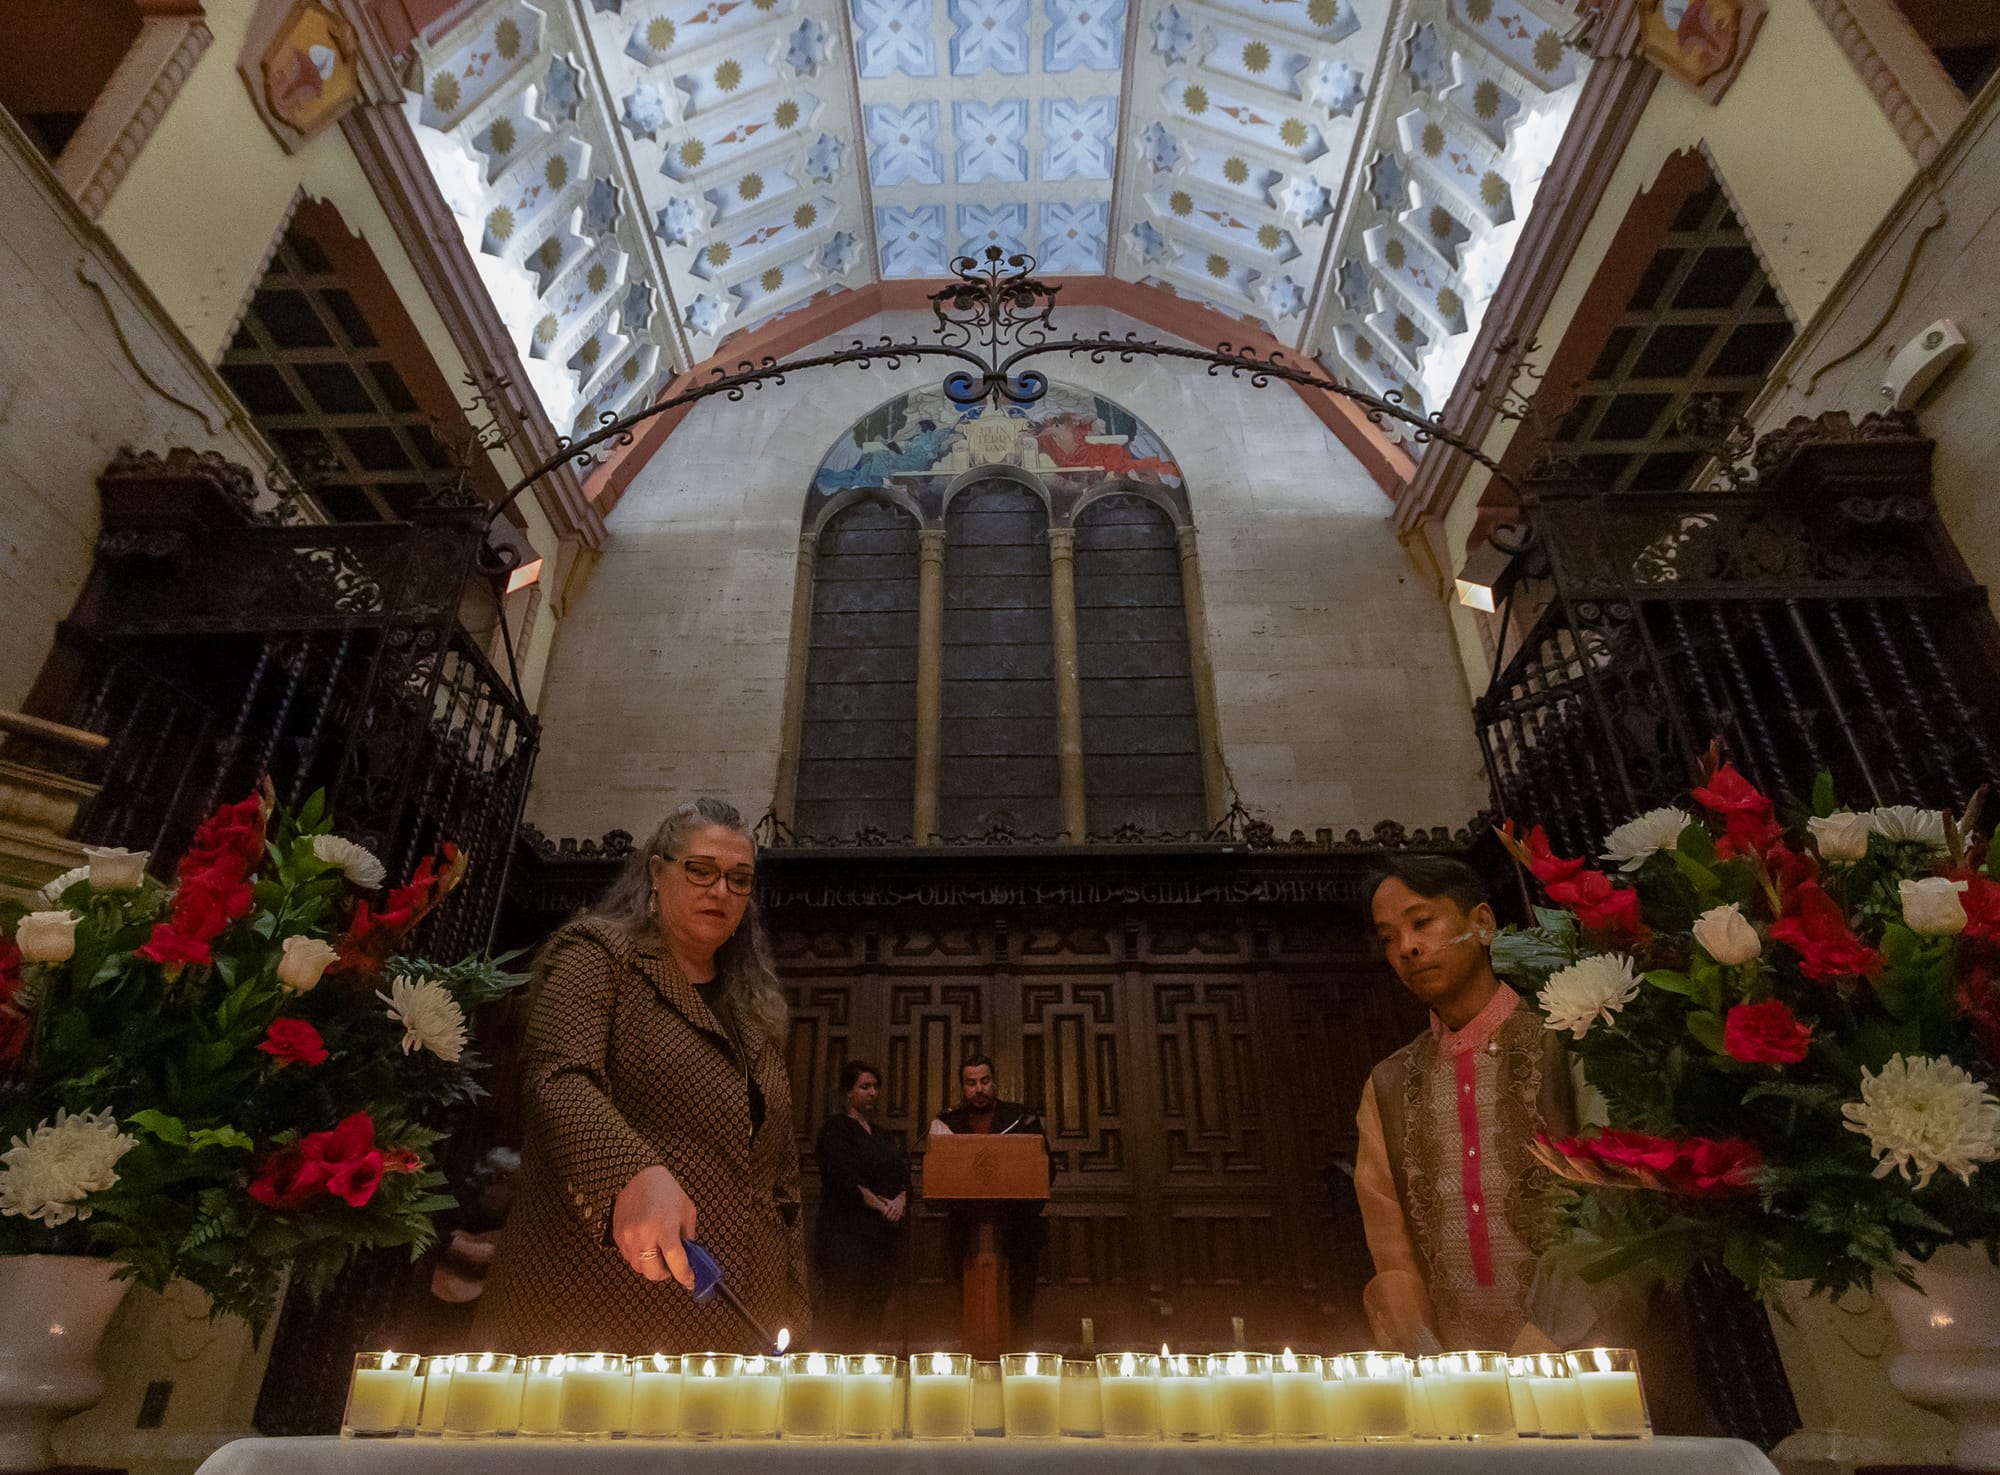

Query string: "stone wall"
[525, 306, 1491, 842]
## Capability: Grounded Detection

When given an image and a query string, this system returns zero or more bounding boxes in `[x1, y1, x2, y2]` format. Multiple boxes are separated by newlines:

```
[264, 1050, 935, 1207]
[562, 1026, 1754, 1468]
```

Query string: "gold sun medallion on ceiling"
[1532, 27, 1563, 71]
[1480, 170, 1507, 207]
[623, 358, 642, 381]
[793, 202, 817, 229]
[1182, 85, 1208, 114]
[579, 337, 602, 366]
[1427, 205, 1453, 237]
[1256, 224, 1282, 251]
[535, 313, 559, 344]
[1473, 79, 1501, 118]
[707, 242, 732, 266]
[487, 205, 514, 241]
[495, 18, 522, 58]
[680, 138, 707, 167]
[431, 72, 461, 113]
[1437, 286, 1463, 319]
[1420, 122, 1444, 156]
[647, 16, 676, 51]
[740, 172, 763, 199]
[587, 263, 608, 293]
[762, 267, 784, 292]
[1169, 190, 1193, 216]
[775, 99, 800, 128]
[1279, 117, 1307, 147]
[545, 154, 569, 188]
[488, 117, 516, 155]
[1384, 238, 1405, 267]
[1308, 0, 1339, 26]
[716, 59, 743, 91]
[1206, 253, 1230, 278]
[538, 239, 562, 268]
[1222, 156, 1249, 184]
[1242, 41, 1271, 73]
[1393, 313, 1415, 342]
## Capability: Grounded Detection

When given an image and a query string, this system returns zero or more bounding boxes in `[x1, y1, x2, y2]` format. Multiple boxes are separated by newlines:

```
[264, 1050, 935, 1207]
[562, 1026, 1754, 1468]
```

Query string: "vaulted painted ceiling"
[406, 0, 1585, 443]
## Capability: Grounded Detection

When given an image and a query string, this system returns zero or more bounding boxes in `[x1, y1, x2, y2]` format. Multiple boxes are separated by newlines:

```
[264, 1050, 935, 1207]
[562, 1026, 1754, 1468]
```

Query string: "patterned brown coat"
[474, 916, 808, 1353]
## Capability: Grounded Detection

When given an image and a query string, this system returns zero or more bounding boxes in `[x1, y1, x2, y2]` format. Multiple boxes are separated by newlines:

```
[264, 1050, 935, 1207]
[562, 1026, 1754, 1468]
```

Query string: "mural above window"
[808, 382, 1187, 518]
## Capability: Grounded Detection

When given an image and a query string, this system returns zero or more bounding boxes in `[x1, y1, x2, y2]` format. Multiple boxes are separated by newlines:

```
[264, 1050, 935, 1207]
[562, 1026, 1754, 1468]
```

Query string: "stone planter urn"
[1882, 1244, 2000, 1472]
[0, 1255, 131, 1471]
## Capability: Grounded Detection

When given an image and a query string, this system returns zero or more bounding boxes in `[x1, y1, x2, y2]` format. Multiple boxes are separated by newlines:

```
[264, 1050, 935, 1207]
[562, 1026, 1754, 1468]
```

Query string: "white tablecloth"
[195, 1435, 1778, 1475]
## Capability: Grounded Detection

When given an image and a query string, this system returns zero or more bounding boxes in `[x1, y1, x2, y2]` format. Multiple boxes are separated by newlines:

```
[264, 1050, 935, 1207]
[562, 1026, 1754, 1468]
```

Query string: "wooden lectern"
[922, 1134, 1049, 1359]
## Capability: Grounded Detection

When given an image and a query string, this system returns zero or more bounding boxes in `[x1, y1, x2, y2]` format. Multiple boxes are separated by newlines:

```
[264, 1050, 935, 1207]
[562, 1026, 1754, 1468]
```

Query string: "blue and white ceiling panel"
[850, 0, 1125, 278]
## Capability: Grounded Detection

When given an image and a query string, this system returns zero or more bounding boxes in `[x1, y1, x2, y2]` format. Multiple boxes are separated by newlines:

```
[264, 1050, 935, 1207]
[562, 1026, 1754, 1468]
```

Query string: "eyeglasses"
[675, 857, 756, 896]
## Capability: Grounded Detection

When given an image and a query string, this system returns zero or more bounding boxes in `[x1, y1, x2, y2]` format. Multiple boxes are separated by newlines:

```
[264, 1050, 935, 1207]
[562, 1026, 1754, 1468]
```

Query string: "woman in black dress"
[812, 1059, 908, 1347]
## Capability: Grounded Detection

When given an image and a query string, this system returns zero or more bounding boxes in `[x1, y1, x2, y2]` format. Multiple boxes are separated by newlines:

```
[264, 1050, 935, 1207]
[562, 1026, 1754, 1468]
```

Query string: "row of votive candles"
[343, 1347, 1649, 1443]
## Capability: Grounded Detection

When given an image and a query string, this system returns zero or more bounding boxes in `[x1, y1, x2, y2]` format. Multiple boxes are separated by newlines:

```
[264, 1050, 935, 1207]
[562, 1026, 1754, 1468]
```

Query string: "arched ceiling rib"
[404, 0, 1585, 441]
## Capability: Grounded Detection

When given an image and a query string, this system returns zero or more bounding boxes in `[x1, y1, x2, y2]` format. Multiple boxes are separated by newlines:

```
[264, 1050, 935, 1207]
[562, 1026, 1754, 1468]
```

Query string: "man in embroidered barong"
[1355, 855, 1585, 1353]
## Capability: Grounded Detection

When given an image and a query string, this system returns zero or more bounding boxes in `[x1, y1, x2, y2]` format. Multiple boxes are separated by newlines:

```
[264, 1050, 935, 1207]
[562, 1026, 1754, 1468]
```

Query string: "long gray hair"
[591, 798, 788, 1046]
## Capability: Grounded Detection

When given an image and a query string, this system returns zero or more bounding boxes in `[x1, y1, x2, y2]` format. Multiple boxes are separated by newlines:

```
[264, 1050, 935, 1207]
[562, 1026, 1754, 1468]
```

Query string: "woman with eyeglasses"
[476, 799, 807, 1354]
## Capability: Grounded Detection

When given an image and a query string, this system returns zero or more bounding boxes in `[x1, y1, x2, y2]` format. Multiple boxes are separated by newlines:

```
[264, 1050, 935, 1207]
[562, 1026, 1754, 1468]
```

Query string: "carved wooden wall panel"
[763, 860, 1429, 1355]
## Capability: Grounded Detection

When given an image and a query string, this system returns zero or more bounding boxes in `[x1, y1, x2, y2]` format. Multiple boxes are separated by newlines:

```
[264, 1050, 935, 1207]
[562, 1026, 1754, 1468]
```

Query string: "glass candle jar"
[1208, 1351, 1275, 1442]
[779, 1352, 841, 1441]
[1096, 1353, 1160, 1441]
[517, 1355, 567, 1437]
[556, 1353, 630, 1440]
[1157, 1349, 1216, 1441]
[680, 1354, 740, 1441]
[1333, 1352, 1411, 1442]
[442, 1353, 522, 1438]
[1000, 1353, 1062, 1440]
[342, 1351, 418, 1438]
[840, 1354, 897, 1439]
[1568, 1348, 1651, 1439]
[909, 1352, 974, 1440]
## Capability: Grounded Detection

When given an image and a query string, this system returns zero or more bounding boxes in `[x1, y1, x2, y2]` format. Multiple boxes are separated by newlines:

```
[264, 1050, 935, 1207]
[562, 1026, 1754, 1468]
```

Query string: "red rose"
[139, 793, 268, 968]
[258, 1018, 328, 1068]
[1723, 999, 1812, 1064]
[1545, 869, 1649, 944]
[1694, 763, 1782, 859]
[1769, 881, 1883, 982]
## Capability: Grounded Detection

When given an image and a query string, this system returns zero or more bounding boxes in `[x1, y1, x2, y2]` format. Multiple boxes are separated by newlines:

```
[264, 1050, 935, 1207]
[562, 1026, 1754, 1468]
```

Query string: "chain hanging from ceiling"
[482, 246, 1519, 529]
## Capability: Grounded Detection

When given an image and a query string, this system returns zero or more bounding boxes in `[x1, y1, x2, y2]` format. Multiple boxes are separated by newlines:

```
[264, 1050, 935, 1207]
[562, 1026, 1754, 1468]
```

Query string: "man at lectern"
[929, 1055, 1051, 1338]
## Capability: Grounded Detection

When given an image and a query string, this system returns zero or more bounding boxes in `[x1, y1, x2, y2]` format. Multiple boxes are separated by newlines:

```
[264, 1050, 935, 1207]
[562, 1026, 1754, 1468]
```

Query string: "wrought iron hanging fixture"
[482, 247, 1519, 528]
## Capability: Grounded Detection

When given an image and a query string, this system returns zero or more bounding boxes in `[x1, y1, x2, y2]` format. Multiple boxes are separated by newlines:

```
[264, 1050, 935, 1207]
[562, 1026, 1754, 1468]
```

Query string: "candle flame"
[1119, 1353, 1136, 1377]
[806, 1352, 828, 1376]
[477, 1351, 495, 1373]
[702, 1357, 717, 1378]
[652, 1354, 671, 1373]
[746, 1356, 767, 1374]
[930, 1352, 951, 1377]
[586, 1352, 605, 1374]
[862, 1354, 882, 1376]
[1226, 1351, 1247, 1377]
[1280, 1347, 1297, 1373]
[1160, 1343, 1171, 1359]
[776, 1327, 792, 1353]
[1024, 1352, 1039, 1378]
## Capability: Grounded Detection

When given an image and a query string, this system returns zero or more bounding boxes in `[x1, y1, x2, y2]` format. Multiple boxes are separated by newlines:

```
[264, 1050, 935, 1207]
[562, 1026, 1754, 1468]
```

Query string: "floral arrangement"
[1494, 754, 2000, 1298]
[0, 788, 524, 1328]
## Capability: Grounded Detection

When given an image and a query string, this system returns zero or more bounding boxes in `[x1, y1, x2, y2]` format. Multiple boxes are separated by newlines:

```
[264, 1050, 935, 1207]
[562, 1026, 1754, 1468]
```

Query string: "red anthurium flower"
[248, 1111, 386, 1214]
[1521, 824, 1588, 885]
[1723, 999, 1812, 1064]
[1694, 763, 1783, 858]
[1769, 881, 1884, 982]
[257, 1018, 328, 1068]
[1547, 1129, 1763, 1198]
[1545, 868, 1649, 944]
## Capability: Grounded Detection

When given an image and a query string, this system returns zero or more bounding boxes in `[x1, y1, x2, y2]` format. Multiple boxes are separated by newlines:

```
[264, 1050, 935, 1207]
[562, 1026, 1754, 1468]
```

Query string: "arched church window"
[790, 382, 1218, 844]
[1075, 494, 1205, 839]
[941, 478, 1060, 840]
[793, 498, 922, 842]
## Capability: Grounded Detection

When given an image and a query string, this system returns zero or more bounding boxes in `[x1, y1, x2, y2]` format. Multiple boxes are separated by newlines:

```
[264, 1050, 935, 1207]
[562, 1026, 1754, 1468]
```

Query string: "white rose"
[81, 845, 150, 891]
[277, 935, 340, 994]
[15, 910, 77, 964]
[1901, 877, 1969, 936]
[1693, 902, 1762, 965]
[1808, 812, 1871, 863]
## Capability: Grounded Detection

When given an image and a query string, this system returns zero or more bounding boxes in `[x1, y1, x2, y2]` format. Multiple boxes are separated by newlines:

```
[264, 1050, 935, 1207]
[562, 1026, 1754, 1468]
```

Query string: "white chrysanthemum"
[1600, 807, 1694, 873]
[378, 974, 467, 1063]
[1843, 1054, 2000, 1189]
[313, 834, 387, 890]
[0, 1109, 136, 1227]
[1869, 806, 1949, 851]
[1538, 954, 1642, 1039]
[35, 866, 89, 907]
